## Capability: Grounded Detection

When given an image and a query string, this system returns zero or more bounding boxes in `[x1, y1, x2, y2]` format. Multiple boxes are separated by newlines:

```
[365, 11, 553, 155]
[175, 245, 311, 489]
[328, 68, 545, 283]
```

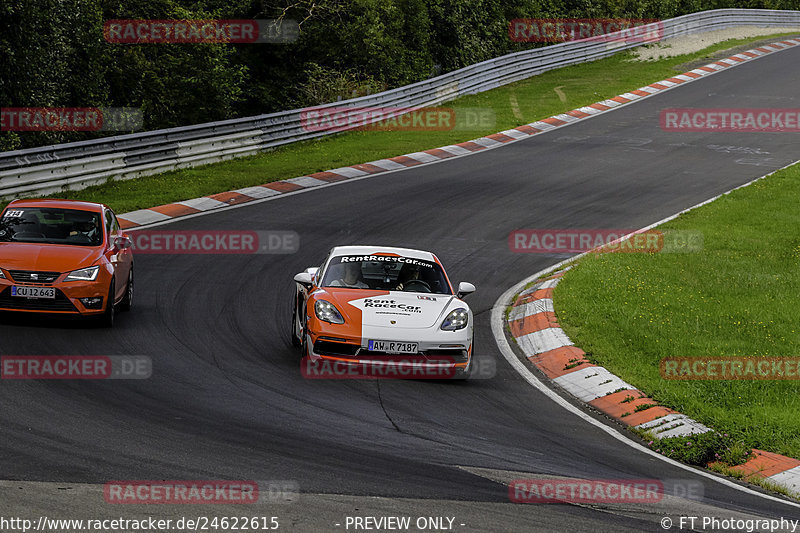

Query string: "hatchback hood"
[0, 242, 102, 272]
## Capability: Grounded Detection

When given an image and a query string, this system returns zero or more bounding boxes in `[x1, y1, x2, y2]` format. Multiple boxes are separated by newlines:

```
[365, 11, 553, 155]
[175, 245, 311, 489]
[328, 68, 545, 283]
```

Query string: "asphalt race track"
[1, 43, 799, 532]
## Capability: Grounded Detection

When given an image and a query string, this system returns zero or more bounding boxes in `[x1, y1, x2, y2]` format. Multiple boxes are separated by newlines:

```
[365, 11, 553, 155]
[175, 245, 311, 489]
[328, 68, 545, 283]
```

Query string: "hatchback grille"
[8, 270, 61, 285]
[0, 288, 78, 312]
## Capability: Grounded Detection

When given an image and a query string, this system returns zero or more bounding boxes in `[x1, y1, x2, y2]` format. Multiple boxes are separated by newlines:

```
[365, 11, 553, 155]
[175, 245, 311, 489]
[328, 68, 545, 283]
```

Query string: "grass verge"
[25, 32, 800, 214]
[555, 161, 800, 461]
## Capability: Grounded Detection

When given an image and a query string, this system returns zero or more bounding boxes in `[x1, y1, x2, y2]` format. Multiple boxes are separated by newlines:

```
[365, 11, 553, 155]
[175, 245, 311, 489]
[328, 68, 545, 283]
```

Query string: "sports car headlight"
[441, 308, 468, 331]
[64, 266, 100, 282]
[315, 300, 344, 324]
[0, 269, 5, 279]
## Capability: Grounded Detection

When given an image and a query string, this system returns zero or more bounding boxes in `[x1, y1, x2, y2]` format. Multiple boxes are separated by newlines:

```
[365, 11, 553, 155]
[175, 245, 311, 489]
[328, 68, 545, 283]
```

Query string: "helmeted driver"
[70, 219, 100, 243]
[329, 262, 369, 288]
[395, 263, 422, 291]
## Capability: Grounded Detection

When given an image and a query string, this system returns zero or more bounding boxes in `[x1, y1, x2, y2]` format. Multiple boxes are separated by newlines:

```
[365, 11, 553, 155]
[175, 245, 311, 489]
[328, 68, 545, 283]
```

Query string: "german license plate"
[11, 286, 56, 299]
[368, 340, 418, 354]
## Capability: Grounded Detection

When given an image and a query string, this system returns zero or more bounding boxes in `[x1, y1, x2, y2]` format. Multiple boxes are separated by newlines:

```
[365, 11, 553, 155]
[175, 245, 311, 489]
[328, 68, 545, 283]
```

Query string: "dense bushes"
[2, 0, 798, 150]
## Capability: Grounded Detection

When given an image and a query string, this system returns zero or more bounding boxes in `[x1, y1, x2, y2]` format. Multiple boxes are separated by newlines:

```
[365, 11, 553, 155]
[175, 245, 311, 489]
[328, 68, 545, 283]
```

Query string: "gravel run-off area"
[631, 25, 800, 60]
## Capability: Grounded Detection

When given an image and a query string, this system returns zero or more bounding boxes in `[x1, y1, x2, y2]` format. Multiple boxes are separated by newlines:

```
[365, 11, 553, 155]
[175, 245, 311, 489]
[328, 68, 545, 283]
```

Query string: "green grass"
[633, 429, 753, 467]
[555, 162, 800, 461]
[28, 31, 800, 214]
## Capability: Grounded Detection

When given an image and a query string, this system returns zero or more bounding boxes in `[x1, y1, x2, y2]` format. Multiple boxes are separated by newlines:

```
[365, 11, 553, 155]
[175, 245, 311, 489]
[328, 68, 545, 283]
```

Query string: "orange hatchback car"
[0, 199, 134, 327]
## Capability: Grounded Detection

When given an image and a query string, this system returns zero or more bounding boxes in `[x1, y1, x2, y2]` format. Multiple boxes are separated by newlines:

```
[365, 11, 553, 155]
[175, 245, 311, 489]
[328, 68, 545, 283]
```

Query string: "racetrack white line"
[491, 159, 800, 510]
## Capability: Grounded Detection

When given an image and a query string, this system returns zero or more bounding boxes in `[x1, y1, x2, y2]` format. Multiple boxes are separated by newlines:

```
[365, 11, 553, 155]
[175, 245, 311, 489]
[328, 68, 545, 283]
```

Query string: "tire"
[119, 267, 133, 312]
[291, 297, 301, 347]
[300, 319, 312, 359]
[100, 279, 115, 328]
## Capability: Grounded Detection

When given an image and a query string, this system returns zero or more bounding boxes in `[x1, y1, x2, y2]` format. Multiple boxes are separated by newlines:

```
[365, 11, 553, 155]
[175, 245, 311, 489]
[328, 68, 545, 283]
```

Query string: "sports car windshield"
[321, 255, 452, 294]
[0, 207, 103, 246]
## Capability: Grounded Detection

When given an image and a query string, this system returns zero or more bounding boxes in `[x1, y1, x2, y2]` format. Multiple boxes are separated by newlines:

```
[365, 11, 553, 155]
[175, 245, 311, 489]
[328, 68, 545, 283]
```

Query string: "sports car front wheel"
[291, 298, 302, 347]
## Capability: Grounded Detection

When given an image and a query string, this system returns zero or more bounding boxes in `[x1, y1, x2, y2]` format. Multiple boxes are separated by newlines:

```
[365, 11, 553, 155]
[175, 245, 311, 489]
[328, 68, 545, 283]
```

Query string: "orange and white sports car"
[0, 199, 133, 326]
[292, 246, 476, 377]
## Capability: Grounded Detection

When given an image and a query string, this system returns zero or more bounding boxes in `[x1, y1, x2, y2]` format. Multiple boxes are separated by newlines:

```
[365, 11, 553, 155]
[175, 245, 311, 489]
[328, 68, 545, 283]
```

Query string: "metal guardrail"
[1, 9, 798, 199]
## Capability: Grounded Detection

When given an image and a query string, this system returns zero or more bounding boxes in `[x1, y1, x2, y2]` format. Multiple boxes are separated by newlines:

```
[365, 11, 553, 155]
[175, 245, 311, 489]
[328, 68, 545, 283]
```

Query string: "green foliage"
[642, 431, 753, 467]
[0, 0, 108, 147]
[297, 63, 385, 106]
[3, 0, 799, 151]
[100, 0, 249, 128]
[428, 0, 509, 73]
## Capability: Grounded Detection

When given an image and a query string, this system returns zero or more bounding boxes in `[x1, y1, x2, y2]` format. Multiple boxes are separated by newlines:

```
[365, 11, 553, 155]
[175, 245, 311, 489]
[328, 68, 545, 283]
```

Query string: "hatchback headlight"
[64, 266, 100, 282]
[315, 300, 344, 324]
[441, 308, 468, 331]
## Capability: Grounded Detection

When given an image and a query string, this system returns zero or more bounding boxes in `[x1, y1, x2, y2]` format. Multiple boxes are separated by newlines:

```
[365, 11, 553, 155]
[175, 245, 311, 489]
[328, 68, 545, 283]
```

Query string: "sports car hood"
[0, 242, 102, 272]
[322, 289, 456, 329]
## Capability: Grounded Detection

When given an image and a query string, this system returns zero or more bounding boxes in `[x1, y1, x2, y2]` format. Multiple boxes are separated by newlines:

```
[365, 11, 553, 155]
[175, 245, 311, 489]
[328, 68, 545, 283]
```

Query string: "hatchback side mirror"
[113, 236, 132, 252]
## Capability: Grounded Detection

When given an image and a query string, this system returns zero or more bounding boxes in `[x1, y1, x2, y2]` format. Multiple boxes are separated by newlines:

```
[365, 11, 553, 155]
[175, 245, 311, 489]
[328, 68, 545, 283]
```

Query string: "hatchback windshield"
[0, 207, 103, 246]
[321, 254, 452, 294]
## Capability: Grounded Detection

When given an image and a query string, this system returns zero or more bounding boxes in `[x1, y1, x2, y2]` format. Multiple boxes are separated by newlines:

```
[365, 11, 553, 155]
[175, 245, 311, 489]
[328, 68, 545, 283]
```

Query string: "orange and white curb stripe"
[507, 268, 710, 437]
[728, 451, 800, 494]
[507, 267, 800, 496]
[116, 38, 799, 229]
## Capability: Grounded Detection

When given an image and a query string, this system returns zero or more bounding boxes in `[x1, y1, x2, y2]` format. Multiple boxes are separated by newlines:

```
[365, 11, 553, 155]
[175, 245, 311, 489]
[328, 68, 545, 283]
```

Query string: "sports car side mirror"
[294, 272, 313, 287]
[457, 282, 476, 298]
